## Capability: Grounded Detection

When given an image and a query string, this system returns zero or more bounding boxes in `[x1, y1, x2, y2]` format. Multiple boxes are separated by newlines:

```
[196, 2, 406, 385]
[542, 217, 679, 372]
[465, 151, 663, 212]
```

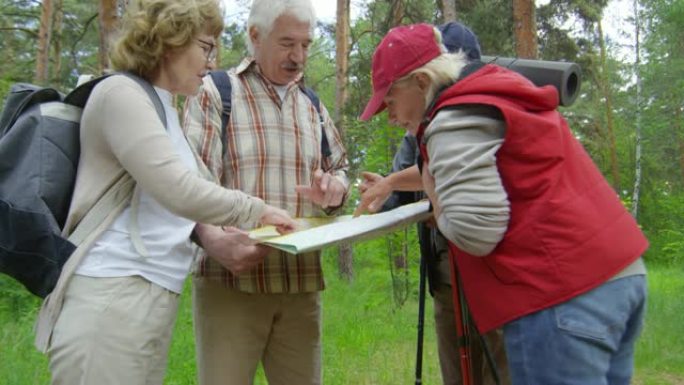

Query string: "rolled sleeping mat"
[481, 55, 582, 107]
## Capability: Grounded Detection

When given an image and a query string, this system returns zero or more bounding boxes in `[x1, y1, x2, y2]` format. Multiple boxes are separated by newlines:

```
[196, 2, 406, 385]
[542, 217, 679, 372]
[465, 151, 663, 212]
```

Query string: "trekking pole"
[480, 332, 502, 385]
[449, 254, 473, 385]
[414, 252, 427, 385]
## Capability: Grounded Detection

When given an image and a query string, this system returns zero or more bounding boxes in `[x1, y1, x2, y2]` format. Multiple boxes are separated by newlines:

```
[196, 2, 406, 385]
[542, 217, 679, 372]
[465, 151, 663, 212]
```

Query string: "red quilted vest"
[417, 65, 648, 332]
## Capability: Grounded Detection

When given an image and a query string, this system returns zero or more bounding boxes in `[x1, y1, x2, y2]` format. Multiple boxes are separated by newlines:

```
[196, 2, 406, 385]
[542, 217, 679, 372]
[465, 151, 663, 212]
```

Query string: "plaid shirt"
[182, 58, 349, 293]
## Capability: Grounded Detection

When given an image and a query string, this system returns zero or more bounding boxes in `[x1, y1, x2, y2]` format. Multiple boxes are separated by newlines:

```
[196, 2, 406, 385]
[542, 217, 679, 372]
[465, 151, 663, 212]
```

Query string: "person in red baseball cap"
[357, 22, 509, 385]
[357, 23, 647, 385]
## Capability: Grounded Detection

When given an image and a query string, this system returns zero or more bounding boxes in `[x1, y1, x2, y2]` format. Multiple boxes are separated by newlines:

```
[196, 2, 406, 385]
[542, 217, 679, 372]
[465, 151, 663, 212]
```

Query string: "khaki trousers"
[192, 277, 321, 385]
[48, 275, 179, 385]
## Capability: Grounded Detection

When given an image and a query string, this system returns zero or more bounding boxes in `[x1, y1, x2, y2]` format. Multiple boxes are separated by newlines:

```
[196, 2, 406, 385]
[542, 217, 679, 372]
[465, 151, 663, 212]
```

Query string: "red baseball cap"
[359, 23, 443, 121]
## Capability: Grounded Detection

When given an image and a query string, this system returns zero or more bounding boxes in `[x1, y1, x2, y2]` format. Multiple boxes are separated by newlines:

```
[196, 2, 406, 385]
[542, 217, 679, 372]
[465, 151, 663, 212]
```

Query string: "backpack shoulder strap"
[301, 87, 332, 159]
[457, 60, 486, 82]
[209, 70, 232, 156]
[64, 72, 167, 130]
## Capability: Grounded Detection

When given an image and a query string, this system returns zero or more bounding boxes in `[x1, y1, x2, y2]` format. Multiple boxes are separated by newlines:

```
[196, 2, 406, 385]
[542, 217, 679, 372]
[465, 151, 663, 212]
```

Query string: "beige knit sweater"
[35, 75, 266, 352]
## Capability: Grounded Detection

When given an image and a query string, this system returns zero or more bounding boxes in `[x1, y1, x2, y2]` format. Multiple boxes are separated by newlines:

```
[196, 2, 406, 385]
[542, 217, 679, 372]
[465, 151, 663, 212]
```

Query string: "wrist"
[384, 173, 398, 191]
[193, 223, 220, 248]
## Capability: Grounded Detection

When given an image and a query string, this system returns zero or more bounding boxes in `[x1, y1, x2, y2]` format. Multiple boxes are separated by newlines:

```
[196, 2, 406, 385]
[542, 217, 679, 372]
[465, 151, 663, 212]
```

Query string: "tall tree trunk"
[335, 0, 350, 124]
[335, 0, 354, 281]
[99, 0, 118, 73]
[512, 0, 537, 58]
[51, 0, 63, 83]
[35, 0, 53, 84]
[439, 0, 458, 23]
[389, 0, 405, 27]
[631, 0, 643, 218]
[338, 243, 354, 281]
[597, 19, 621, 191]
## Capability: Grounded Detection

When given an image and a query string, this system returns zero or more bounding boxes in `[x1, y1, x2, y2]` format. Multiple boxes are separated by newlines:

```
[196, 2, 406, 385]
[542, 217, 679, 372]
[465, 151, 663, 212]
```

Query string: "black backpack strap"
[209, 70, 232, 157]
[64, 72, 167, 130]
[301, 87, 332, 159]
[457, 60, 486, 82]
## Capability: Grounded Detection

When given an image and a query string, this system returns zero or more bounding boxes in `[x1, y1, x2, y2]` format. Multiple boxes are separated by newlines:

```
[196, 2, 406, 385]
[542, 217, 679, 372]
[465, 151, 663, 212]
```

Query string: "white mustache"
[282, 63, 302, 71]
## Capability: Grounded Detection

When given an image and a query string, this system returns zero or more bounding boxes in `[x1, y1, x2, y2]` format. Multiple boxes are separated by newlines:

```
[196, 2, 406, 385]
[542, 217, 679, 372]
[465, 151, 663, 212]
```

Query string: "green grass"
[633, 267, 684, 385]
[0, 289, 48, 385]
[1, 246, 683, 384]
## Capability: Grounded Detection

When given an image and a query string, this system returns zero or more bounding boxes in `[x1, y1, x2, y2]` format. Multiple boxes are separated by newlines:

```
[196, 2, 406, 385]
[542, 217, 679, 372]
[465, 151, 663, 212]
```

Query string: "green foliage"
[0, 0, 101, 91]
[460, 0, 515, 56]
[637, 0, 684, 192]
[220, 21, 249, 68]
[0, 0, 41, 85]
[0, 78, 12, 105]
[640, 189, 684, 266]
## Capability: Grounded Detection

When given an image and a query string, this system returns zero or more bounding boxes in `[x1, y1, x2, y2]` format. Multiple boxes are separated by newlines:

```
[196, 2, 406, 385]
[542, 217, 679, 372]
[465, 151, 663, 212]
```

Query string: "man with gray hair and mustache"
[182, 1, 350, 384]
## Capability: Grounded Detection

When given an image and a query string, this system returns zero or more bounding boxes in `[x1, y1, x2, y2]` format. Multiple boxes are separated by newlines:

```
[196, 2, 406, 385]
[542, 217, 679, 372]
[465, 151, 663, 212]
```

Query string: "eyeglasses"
[196, 38, 218, 63]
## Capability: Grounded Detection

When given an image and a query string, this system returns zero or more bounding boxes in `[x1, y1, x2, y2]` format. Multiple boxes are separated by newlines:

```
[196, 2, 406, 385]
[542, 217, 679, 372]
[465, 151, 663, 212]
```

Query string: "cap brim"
[359, 85, 390, 121]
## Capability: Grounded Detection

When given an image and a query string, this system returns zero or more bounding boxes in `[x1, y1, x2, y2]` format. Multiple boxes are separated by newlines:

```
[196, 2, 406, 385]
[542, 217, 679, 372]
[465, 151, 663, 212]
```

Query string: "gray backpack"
[0, 73, 165, 297]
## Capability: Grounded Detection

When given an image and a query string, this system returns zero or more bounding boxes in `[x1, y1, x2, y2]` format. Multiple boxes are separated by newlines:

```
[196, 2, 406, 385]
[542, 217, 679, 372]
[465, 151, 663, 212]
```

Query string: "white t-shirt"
[273, 84, 288, 101]
[75, 87, 198, 293]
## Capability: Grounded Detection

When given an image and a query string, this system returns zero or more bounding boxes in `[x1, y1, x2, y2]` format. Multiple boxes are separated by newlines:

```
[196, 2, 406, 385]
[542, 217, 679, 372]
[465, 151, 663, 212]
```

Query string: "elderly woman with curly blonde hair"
[37, 0, 296, 384]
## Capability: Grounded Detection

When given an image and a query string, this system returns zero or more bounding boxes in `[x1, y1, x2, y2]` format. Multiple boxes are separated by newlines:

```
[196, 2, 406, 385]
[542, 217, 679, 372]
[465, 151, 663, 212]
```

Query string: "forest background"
[1, 0, 683, 384]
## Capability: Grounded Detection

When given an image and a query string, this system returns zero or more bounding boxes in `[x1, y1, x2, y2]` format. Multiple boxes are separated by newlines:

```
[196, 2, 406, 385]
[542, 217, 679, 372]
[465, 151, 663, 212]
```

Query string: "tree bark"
[335, 0, 354, 281]
[337, 243, 354, 282]
[51, 0, 63, 82]
[631, 0, 642, 218]
[512, 0, 538, 59]
[389, 0, 405, 27]
[35, 0, 53, 84]
[439, 0, 458, 23]
[335, 0, 350, 123]
[597, 19, 621, 191]
[99, 0, 118, 73]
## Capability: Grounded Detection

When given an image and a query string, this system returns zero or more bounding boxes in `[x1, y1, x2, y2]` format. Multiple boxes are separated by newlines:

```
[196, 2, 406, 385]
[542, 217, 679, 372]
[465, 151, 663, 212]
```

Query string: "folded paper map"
[249, 200, 431, 254]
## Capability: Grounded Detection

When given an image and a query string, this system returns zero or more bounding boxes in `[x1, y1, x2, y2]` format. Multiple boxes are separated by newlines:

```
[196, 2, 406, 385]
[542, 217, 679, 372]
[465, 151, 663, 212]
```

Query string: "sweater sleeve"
[93, 77, 265, 226]
[424, 105, 510, 256]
